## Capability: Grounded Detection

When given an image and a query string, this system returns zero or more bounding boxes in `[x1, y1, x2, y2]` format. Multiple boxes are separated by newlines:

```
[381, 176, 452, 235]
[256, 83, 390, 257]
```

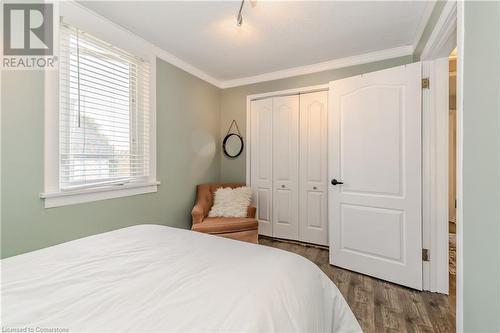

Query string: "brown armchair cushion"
[192, 217, 258, 234]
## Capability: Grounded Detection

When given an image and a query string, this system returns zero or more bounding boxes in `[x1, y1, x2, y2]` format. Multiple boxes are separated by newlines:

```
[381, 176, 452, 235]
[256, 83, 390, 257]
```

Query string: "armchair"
[191, 183, 258, 244]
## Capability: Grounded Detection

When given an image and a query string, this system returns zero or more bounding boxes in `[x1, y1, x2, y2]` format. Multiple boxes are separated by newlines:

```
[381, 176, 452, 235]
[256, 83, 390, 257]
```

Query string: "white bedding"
[1, 225, 361, 332]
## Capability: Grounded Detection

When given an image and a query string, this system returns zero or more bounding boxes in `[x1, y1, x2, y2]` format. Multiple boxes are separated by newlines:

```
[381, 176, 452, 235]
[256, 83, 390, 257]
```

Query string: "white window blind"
[59, 22, 150, 190]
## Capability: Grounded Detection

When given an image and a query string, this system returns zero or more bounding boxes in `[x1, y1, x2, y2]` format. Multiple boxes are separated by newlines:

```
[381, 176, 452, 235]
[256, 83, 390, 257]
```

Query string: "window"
[59, 22, 150, 189]
[41, 18, 157, 208]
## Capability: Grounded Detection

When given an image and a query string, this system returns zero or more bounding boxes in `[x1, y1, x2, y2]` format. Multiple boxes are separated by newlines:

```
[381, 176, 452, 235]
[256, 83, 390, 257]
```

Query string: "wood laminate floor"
[259, 237, 456, 333]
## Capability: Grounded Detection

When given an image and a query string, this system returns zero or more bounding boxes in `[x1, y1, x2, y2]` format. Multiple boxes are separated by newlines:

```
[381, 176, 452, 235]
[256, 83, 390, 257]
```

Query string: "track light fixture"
[237, 0, 244, 27]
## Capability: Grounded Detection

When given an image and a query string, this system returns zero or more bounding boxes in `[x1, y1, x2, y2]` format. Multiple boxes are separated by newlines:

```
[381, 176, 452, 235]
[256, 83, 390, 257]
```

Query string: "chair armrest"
[247, 204, 256, 218]
[192, 204, 206, 226]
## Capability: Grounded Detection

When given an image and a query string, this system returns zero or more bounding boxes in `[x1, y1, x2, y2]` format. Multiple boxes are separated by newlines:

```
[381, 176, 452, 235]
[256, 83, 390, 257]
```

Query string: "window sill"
[40, 181, 160, 208]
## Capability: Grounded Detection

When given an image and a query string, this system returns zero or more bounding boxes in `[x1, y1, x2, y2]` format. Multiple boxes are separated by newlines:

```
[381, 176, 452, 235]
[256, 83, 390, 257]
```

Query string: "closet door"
[250, 98, 273, 236]
[272, 95, 299, 240]
[299, 91, 328, 245]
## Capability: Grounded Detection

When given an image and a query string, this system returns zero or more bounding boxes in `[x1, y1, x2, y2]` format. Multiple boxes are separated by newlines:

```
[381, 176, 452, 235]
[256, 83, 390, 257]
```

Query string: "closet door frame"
[246, 84, 329, 238]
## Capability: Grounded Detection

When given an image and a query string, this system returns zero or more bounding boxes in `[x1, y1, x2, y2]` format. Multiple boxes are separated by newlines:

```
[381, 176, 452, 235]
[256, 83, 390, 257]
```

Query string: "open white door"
[328, 63, 422, 290]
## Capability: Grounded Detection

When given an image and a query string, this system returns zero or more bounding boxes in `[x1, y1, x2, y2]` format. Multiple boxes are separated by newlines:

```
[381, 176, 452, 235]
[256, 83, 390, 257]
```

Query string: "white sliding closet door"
[299, 91, 328, 245]
[272, 95, 300, 240]
[250, 98, 273, 236]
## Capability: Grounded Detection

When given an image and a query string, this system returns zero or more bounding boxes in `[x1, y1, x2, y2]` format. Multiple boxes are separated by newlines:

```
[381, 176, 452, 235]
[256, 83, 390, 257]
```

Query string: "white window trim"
[41, 2, 158, 208]
[41, 181, 160, 208]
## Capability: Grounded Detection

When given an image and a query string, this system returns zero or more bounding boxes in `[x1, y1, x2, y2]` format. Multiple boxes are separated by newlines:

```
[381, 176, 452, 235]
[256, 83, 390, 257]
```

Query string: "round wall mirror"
[223, 133, 244, 158]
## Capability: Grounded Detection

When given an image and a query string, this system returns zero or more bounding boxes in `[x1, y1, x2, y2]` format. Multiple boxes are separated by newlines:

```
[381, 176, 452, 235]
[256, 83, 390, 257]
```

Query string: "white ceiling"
[78, 1, 434, 85]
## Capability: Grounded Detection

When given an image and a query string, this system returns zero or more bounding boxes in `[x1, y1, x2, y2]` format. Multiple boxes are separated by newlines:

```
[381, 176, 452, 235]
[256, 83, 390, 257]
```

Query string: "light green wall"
[219, 55, 414, 183]
[0, 49, 413, 257]
[5, 10, 500, 331]
[462, 2, 500, 331]
[0, 58, 221, 258]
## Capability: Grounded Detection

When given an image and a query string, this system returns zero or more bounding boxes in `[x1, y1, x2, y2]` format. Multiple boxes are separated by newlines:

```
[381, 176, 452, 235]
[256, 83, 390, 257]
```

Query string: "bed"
[1, 224, 361, 332]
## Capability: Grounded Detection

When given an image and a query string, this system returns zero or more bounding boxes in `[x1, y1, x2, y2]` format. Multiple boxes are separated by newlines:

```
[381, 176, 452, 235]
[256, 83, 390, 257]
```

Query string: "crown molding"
[152, 46, 221, 87]
[420, 1, 457, 60]
[412, 1, 438, 51]
[66, 1, 427, 90]
[67, 1, 222, 88]
[217, 0, 437, 89]
[219, 45, 414, 89]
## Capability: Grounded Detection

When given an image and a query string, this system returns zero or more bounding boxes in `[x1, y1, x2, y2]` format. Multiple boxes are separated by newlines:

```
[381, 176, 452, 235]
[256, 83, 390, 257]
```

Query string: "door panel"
[306, 191, 324, 228]
[275, 189, 292, 225]
[340, 204, 404, 262]
[299, 91, 328, 245]
[256, 188, 272, 222]
[250, 98, 273, 236]
[329, 63, 422, 289]
[340, 86, 403, 196]
[272, 95, 299, 240]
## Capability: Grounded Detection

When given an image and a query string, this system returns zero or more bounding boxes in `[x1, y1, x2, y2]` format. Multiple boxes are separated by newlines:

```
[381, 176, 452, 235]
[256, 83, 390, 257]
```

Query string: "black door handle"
[331, 179, 344, 185]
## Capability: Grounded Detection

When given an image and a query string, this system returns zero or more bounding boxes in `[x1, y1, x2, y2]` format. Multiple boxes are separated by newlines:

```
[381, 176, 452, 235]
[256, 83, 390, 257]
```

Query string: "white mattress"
[1, 224, 361, 332]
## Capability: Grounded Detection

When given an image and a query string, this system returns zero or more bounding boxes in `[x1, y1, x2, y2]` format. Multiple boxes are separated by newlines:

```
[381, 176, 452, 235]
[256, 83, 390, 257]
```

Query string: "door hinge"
[455, 199, 457, 208]
[422, 78, 430, 89]
[422, 248, 429, 262]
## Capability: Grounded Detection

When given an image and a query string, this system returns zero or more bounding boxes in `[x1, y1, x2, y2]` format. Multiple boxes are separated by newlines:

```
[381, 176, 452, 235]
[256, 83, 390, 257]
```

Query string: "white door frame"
[422, 58, 450, 294]
[420, 0, 463, 331]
